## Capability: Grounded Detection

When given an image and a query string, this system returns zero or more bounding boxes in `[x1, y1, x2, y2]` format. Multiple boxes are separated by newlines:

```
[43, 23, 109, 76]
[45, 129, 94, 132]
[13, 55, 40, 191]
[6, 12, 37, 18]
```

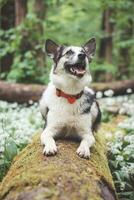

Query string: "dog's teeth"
[75, 69, 85, 75]
[70, 68, 75, 73]
[70, 67, 86, 76]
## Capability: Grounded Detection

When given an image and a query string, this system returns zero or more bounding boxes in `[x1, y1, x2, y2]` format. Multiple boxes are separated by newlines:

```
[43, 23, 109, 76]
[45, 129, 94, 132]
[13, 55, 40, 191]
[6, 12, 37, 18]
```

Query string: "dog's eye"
[66, 50, 74, 56]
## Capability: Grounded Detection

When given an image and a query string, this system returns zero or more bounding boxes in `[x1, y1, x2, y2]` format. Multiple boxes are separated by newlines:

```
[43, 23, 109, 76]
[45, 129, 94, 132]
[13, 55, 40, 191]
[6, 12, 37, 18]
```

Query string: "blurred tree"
[99, 8, 114, 64]
[33, 0, 46, 68]
[99, 8, 114, 81]
[118, 19, 133, 78]
[14, 0, 46, 69]
[0, 0, 134, 83]
[109, 0, 134, 79]
[1, 0, 47, 83]
[0, 0, 15, 29]
[114, 0, 134, 79]
[0, 0, 15, 73]
[15, 0, 27, 26]
[34, 0, 46, 20]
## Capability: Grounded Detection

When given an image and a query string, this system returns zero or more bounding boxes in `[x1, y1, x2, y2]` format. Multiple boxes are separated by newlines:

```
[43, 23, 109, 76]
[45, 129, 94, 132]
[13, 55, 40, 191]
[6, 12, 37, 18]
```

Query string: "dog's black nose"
[78, 53, 86, 60]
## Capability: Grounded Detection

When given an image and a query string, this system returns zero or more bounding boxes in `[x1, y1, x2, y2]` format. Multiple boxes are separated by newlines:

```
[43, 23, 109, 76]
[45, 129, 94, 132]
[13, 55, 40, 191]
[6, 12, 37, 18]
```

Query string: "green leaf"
[4, 139, 18, 161]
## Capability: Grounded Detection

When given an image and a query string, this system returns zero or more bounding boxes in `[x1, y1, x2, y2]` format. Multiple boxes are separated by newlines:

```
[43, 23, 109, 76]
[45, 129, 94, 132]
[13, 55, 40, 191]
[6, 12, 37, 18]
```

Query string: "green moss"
[0, 125, 116, 200]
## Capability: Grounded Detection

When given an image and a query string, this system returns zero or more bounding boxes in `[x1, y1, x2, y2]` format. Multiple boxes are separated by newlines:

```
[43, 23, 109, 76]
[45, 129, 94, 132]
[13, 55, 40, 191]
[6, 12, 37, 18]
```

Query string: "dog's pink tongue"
[75, 68, 86, 75]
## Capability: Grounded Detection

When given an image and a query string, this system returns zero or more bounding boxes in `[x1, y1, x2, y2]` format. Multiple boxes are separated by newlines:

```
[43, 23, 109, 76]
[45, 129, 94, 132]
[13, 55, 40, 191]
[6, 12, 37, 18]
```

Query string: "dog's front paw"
[43, 140, 57, 156]
[77, 142, 90, 159]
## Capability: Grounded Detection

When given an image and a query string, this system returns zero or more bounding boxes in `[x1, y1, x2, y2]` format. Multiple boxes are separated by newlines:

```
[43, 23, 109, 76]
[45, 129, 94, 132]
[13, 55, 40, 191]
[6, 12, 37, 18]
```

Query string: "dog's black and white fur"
[40, 38, 101, 158]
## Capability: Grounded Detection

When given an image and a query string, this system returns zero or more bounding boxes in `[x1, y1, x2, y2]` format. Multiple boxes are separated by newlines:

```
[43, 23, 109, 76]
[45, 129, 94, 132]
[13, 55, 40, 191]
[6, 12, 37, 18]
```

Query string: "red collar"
[56, 88, 83, 104]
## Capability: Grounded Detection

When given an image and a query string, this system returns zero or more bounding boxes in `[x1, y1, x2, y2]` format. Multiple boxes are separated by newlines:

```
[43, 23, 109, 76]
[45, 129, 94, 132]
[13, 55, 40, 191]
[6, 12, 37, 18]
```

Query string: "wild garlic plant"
[0, 101, 43, 180]
[101, 94, 134, 200]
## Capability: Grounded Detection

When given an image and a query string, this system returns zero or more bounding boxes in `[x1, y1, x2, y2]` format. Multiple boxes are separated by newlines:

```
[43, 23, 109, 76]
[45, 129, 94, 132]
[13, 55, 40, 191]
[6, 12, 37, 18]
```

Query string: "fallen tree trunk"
[0, 80, 133, 103]
[0, 126, 117, 200]
[0, 81, 46, 103]
[91, 79, 134, 97]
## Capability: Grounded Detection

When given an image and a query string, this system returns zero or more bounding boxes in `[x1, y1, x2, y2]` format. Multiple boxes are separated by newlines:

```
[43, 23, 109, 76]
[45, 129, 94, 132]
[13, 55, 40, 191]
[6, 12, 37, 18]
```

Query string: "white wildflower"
[116, 155, 124, 161]
[0, 100, 43, 157]
[126, 88, 132, 93]
[96, 91, 103, 99]
[104, 89, 114, 97]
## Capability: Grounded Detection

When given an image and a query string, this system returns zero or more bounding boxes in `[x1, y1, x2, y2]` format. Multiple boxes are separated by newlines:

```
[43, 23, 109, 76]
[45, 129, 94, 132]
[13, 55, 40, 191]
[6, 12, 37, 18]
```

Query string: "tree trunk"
[99, 9, 114, 63]
[0, 128, 117, 200]
[99, 8, 114, 82]
[33, 0, 46, 68]
[34, 0, 46, 20]
[1, 0, 15, 29]
[0, 1, 15, 74]
[118, 19, 133, 78]
[0, 81, 46, 103]
[15, 0, 27, 26]
[0, 80, 133, 103]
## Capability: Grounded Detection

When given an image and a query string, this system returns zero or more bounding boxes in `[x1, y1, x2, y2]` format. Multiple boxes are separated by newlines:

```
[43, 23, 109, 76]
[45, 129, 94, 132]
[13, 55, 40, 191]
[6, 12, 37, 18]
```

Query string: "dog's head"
[45, 38, 96, 79]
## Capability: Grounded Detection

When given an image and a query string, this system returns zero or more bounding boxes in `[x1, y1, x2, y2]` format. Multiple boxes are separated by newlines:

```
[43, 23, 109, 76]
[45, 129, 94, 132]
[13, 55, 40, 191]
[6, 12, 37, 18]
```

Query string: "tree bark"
[91, 80, 134, 96]
[15, 0, 27, 26]
[0, 81, 46, 103]
[0, 128, 117, 200]
[1, 0, 15, 29]
[34, 0, 46, 20]
[99, 8, 114, 82]
[0, 80, 134, 103]
[99, 9, 114, 64]
[0, 1, 15, 73]
[118, 19, 133, 78]
[33, 0, 46, 68]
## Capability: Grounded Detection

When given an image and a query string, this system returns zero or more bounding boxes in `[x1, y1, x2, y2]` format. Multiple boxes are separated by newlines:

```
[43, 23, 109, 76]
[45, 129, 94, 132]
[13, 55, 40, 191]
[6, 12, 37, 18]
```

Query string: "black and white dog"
[40, 38, 101, 158]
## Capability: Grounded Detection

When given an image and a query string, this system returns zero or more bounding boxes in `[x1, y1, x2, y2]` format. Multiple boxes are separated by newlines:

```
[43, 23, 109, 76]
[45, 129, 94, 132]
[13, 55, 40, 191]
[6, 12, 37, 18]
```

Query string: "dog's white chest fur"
[40, 84, 93, 138]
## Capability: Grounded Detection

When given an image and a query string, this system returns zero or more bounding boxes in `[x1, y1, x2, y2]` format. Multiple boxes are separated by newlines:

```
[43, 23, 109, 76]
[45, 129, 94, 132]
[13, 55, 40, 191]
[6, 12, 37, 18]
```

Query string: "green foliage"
[0, 138, 18, 181]
[0, 137, 27, 181]
[44, 0, 101, 45]
[91, 62, 117, 81]
[101, 109, 114, 122]
[0, 14, 46, 83]
[0, 100, 43, 181]
[0, 0, 134, 83]
[109, 125, 134, 199]
[0, 0, 8, 8]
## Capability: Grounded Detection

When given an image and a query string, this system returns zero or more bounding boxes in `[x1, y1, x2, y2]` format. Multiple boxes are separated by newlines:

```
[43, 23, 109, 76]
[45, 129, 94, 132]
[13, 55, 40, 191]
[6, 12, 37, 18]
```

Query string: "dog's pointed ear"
[45, 39, 60, 58]
[83, 38, 96, 59]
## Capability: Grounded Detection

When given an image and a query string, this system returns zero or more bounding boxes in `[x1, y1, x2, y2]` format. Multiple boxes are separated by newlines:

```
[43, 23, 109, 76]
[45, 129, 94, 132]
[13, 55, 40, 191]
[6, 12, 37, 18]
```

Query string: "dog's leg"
[77, 132, 95, 159]
[41, 127, 57, 156]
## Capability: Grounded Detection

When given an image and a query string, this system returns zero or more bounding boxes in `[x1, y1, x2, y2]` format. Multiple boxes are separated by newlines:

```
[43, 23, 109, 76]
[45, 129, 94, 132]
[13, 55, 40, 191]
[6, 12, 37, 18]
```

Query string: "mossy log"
[0, 80, 134, 103]
[0, 128, 117, 200]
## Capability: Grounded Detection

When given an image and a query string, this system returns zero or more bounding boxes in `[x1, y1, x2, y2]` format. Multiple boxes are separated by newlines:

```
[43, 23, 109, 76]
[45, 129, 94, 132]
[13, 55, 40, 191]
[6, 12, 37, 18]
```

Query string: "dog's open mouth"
[64, 63, 86, 78]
